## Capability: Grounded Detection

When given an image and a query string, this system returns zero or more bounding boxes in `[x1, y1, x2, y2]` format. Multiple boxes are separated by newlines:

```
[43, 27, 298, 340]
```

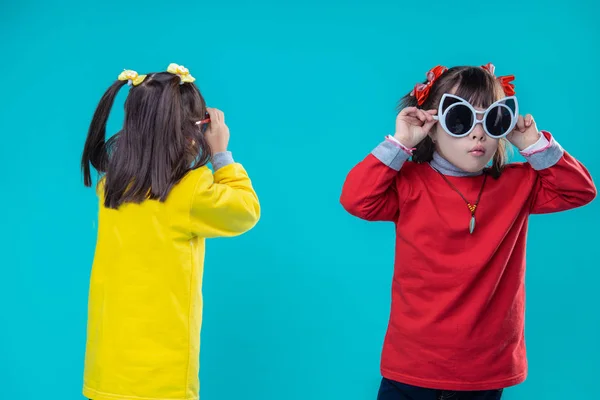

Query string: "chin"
[455, 156, 493, 173]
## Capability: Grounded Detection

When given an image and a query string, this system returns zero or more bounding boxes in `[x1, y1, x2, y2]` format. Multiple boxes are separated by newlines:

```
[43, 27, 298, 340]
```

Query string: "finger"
[402, 116, 423, 125]
[407, 109, 427, 123]
[206, 107, 218, 122]
[417, 109, 432, 122]
[207, 108, 223, 124]
[400, 106, 419, 115]
[426, 109, 438, 115]
[422, 119, 438, 132]
[399, 107, 419, 119]
[525, 114, 533, 127]
[516, 115, 526, 132]
[402, 107, 432, 123]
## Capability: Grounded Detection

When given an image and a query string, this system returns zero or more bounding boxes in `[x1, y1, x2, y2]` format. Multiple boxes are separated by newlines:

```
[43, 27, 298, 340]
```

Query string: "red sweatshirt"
[340, 132, 596, 391]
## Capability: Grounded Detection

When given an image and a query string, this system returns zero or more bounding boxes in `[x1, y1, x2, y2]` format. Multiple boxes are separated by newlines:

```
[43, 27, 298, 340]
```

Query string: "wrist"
[211, 147, 228, 154]
[515, 132, 542, 151]
[393, 133, 418, 148]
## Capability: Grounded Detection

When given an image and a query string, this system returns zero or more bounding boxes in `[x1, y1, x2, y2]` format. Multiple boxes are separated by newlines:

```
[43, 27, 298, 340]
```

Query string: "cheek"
[437, 135, 467, 155]
[448, 135, 469, 148]
[488, 140, 500, 152]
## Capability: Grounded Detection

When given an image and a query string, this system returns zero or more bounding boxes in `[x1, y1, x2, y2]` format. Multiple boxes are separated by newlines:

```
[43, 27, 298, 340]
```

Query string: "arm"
[189, 152, 260, 238]
[521, 131, 596, 214]
[340, 137, 411, 222]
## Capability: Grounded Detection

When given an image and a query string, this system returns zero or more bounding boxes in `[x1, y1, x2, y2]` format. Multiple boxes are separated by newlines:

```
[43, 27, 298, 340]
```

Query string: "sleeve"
[340, 136, 412, 222]
[189, 152, 260, 238]
[522, 131, 597, 214]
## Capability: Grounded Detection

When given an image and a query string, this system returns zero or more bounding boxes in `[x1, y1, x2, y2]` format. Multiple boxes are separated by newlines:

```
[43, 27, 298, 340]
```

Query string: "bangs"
[453, 68, 501, 108]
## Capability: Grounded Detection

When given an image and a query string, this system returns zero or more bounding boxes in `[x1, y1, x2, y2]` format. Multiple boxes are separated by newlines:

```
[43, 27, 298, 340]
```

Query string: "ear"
[428, 125, 439, 143]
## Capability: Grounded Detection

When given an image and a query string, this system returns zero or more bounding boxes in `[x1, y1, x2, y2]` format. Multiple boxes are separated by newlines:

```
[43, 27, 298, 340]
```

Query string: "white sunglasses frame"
[432, 93, 519, 139]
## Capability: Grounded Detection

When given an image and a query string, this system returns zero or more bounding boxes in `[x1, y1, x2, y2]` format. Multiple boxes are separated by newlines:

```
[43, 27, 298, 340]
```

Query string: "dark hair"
[398, 66, 509, 178]
[81, 71, 211, 209]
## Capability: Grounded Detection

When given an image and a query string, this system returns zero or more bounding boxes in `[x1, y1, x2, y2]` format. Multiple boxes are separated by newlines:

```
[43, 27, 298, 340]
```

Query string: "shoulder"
[399, 160, 431, 181]
[163, 166, 214, 210]
[499, 161, 536, 180]
[173, 166, 213, 196]
[485, 162, 538, 193]
[395, 160, 431, 199]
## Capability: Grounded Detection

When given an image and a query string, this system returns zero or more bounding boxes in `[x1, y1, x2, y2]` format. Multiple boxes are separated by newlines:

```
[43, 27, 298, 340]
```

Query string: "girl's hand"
[205, 108, 230, 154]
[507, 114, 541, 151]
[394, 107, 438, 148]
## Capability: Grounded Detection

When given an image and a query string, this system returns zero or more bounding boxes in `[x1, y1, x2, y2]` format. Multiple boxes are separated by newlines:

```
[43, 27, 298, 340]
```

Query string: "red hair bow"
[481, 63, 516, 96]
[498, 75, 516, 96]
[410, 65, 448, 106]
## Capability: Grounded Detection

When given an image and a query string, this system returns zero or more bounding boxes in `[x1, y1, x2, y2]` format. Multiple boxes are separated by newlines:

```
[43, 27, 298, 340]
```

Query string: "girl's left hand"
[507, 114, 541, 151]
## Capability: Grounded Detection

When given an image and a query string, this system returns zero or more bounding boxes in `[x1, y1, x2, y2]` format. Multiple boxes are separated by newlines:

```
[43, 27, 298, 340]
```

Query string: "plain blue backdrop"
[1, 0, 598, 399]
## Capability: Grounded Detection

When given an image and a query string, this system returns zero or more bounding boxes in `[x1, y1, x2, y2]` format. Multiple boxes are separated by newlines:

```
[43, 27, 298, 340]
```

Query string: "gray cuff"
[211, 151, 234, 171]
[523, 139, 564, 171]
[371, 140, 411, 171]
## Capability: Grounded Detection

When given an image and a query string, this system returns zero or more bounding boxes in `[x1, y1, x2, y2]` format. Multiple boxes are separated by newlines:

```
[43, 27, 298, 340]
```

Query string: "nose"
[471, 112, 486, 140]
[471, 123, 485, 141]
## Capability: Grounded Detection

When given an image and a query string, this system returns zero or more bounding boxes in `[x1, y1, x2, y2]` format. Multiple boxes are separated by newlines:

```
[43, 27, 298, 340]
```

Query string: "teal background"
[1, 0, 598, 399]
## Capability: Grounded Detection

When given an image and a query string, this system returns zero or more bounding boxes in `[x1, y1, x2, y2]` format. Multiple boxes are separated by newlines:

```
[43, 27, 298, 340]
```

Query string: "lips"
[469, 145, 486, 156]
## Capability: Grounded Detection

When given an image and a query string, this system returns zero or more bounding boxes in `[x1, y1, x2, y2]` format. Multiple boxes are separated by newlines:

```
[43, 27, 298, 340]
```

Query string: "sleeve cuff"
[211, 151, 235, 171]
[520, 131, 564, 170]
[385, 135, 416, 155]
[520, 131, 549, 154]
[371, 137, 412, 171]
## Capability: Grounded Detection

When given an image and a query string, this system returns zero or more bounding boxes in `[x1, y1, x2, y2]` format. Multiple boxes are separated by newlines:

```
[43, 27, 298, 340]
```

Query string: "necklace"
[430, 164, 488, 234]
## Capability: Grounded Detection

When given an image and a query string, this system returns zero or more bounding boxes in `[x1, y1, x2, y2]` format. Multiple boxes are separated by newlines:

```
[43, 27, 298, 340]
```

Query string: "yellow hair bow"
[118, 69, 147, 86]
[167, 63, 195, 83]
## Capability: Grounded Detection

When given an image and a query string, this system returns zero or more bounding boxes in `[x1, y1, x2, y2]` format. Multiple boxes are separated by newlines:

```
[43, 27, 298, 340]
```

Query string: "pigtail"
[81, 80, 128, 186]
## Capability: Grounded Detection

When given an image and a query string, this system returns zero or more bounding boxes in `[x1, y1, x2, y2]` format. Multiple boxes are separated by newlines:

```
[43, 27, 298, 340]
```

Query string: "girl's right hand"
[394, 107, 438, 148]
[205, 108, 230, 154]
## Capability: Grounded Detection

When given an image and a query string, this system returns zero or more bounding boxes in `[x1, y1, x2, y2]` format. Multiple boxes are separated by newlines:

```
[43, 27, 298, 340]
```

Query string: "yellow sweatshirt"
[83, 160, 260, 400]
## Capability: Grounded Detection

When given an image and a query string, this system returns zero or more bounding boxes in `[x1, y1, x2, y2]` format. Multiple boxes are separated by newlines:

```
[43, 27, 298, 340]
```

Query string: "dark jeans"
[378, 378, 503, 400]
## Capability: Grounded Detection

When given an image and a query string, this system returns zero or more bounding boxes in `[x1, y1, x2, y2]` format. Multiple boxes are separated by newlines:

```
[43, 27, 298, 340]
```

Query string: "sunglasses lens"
[445, 104, 473, 136]
[485, 105, 512, 137]
[501, 98, 517, 114]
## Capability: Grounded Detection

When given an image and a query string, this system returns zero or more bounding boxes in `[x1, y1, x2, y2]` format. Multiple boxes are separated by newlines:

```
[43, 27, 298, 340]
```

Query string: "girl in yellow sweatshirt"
[80, 63, 260, 400]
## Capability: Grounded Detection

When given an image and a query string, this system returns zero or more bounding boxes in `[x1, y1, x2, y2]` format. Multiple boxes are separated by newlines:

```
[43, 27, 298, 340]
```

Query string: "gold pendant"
[467, 204, 477, 234]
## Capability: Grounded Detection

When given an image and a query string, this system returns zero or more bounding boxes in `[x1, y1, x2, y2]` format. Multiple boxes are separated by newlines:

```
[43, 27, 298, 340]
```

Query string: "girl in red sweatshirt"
[340, 64, 596, 400]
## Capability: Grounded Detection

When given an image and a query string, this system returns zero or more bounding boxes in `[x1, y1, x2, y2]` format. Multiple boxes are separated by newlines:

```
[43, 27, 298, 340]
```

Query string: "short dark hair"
[81, 71, 211, 209]
[398, 66, 510, 178]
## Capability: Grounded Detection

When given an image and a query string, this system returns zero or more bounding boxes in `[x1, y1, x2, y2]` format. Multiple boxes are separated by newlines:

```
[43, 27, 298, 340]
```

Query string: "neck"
[429, 151, 483, 177]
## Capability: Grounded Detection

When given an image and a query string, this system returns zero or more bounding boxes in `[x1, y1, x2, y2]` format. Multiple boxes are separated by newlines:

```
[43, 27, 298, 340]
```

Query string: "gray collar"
[429, 151, 483, 177]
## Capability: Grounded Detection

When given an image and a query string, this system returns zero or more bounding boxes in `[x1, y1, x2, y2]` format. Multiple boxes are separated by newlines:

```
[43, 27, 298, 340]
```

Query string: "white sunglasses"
[432, 93, 519, 139]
